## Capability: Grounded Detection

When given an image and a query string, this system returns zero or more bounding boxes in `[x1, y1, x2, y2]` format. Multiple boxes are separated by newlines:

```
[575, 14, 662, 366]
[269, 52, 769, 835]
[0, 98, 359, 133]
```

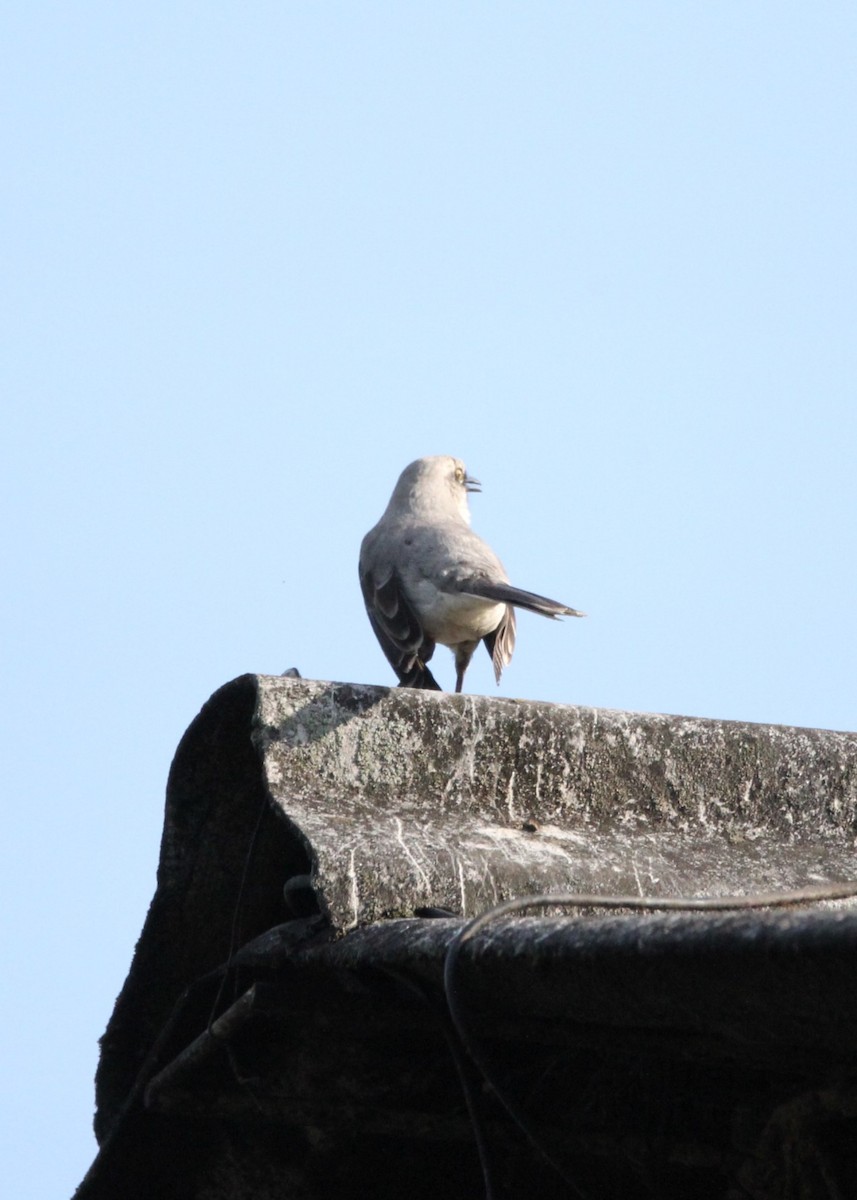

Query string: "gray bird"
[359, 455, 585, 693]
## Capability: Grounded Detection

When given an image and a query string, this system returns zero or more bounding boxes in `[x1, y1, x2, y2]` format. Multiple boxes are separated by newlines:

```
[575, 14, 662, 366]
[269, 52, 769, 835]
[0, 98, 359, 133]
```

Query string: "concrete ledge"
[256, 676, 857, 927]
[93, 675, 857, 1145]
[81, 677, 857, 1198]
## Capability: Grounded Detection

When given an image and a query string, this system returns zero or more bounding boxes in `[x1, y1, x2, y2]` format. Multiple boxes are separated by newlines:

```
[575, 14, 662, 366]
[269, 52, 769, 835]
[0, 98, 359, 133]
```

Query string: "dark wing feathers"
[360, 568, 441, 690]
[482, 605, 516, 684]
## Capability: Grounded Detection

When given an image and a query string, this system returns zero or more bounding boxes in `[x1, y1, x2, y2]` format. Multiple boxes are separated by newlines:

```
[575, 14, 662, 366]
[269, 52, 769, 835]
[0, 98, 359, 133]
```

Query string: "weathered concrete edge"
[254, 676, 857, 831]
[86, 672, 857, 1190]
[252, 676, 857, 928]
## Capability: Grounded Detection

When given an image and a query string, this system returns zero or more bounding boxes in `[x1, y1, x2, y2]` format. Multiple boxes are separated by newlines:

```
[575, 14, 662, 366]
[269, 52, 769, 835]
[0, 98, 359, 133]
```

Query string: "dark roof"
[76, 676, 857, 1200]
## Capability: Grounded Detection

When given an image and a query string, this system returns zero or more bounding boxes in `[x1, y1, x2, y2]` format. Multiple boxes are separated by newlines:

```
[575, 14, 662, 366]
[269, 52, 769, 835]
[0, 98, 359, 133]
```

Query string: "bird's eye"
[454, 466, 465, 484]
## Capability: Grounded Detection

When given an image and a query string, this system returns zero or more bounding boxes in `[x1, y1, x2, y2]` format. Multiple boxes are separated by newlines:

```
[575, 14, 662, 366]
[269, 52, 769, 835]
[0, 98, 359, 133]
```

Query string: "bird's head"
[388, 455, 480, 523]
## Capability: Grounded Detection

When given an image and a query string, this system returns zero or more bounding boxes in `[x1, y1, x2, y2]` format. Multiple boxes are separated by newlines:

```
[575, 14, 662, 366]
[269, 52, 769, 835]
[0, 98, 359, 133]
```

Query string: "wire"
[382, 967, 501, 1200]
[442, 880, 857, 1197]
[206, 793, 271, 1033]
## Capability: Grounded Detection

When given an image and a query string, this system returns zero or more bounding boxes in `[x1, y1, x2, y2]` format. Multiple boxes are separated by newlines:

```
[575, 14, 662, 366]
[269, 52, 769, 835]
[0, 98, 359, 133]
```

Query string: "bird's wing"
[482, 605, 516, 683]
[360, 565, 441, 690]
[460, 579, 585, 619]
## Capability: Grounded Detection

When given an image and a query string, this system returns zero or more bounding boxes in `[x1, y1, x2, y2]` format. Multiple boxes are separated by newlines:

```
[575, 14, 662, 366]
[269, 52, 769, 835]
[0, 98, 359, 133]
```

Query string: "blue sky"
[3, 4, 856, 1195]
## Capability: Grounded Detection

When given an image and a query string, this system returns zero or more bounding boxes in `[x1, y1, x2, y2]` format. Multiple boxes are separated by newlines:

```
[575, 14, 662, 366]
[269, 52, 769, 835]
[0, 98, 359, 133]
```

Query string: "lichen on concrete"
[253, 677, 857, 928]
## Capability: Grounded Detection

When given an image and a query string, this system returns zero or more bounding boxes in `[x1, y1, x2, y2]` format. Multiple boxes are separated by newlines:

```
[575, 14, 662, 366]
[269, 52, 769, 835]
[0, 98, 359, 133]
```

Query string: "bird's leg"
[454, 646, 475, 694]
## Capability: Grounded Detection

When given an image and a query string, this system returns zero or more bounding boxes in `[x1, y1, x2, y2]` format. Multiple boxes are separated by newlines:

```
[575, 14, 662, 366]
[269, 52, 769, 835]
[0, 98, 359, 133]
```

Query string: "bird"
[359, 455, 584, 693]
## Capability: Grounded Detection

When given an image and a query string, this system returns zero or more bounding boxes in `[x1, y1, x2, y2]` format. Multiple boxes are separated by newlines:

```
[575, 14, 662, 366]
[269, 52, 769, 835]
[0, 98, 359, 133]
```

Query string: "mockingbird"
[359, 455, 584, 693]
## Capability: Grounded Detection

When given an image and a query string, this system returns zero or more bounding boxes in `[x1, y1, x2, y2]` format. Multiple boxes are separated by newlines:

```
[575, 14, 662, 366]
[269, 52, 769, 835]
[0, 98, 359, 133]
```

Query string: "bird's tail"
[465, 581, 585, 619]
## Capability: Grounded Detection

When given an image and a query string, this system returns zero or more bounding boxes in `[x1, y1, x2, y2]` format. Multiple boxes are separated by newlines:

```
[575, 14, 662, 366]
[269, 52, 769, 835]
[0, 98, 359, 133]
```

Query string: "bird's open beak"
[465, 474, 481, 493]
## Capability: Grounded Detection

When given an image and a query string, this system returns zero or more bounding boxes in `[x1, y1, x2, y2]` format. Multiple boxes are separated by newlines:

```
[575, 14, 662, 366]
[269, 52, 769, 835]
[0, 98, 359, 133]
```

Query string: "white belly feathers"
[410, 579, 505, 648]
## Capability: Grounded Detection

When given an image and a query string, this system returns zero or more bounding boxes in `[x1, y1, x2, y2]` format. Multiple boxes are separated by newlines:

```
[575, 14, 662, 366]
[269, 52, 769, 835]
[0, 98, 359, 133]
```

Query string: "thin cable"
[382, 967, 501, 1200]
[207, 794, 271, 1033]
[443, 880, 857, 1196]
